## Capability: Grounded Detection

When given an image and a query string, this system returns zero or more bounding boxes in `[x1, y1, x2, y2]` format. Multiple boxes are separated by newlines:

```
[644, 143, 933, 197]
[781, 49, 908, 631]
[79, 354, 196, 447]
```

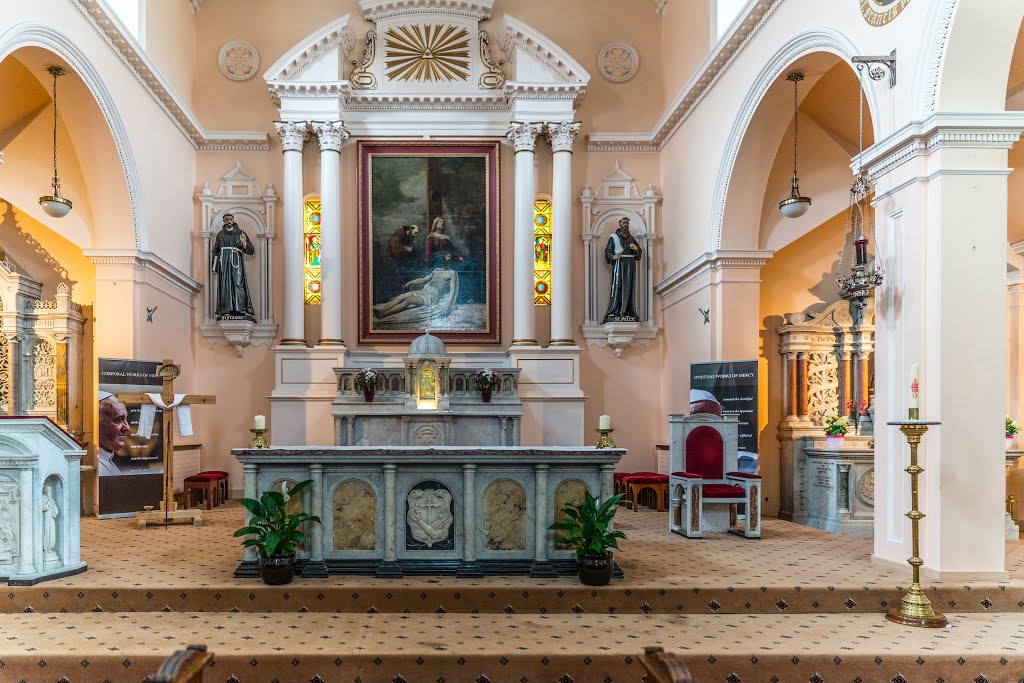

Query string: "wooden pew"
[641, 646, 697, 683]
[149, 644, 212, 683]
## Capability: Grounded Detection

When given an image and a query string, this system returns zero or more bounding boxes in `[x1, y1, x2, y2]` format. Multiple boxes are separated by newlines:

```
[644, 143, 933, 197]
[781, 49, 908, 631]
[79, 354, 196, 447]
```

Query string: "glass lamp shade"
[779, 177, 811, 218]
[39, 194, 72, 218]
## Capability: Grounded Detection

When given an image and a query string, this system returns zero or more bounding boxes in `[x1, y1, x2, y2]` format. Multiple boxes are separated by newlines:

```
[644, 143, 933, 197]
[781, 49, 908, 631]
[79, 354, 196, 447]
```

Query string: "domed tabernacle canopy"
[407, 329, 448, 359]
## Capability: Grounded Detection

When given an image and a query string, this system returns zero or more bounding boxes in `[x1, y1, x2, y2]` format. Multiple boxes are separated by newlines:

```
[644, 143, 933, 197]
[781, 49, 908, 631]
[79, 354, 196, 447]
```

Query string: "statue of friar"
[211, 212, 256, 320]
[602, 216, 642, 323]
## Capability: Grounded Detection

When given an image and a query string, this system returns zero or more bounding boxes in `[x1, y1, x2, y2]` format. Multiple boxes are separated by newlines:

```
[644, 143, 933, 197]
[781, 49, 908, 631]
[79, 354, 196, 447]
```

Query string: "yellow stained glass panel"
[533, 199, 552, 306]
[304, 197, 322, 304]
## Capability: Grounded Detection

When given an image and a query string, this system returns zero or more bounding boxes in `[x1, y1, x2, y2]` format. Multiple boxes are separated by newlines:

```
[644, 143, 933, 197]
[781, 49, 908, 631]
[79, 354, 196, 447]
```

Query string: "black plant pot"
[259, 553, 296, 585]
[577, 552, 614, 586]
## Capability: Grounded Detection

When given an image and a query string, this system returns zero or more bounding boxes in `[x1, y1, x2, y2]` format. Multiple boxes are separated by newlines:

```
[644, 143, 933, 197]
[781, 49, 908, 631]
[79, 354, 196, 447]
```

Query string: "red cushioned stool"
[204, 470, 230, 504]
[621, 473, 669, 513]
[184, 472, 222, 510]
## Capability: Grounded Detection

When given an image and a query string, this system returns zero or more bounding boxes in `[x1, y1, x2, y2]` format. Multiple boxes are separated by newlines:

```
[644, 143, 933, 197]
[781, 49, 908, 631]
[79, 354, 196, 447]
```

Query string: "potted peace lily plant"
[824, 415, 849, 450]
[353, 368, 384, 402]
[473, 368, 499, 403]
[233, 479, 320, 585]
[548, 490, 626, 586]
[1007, 417, 1019, 450]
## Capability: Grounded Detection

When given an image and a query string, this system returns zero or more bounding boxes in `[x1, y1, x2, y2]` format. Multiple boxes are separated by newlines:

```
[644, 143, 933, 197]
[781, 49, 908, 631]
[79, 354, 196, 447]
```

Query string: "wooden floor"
[2, 505, 1023, 681]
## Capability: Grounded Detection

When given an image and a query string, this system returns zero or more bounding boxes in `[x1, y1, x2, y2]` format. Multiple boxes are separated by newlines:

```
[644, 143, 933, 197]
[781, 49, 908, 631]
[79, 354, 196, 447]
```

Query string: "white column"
[242, 463, 259, 562]
[546, 122, 580, 346]
[870, 127, 1020, 579]
[311, 121, 349, 346]
[508, 122, 541, 346]
[18, 467, 33, 575]
[275, 121, 309, 345]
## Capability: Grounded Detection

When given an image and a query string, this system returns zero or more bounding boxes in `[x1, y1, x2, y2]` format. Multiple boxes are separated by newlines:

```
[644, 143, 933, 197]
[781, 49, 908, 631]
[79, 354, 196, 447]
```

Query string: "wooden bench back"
[640, 646, 697, 683]
[150, 644, 212, 683]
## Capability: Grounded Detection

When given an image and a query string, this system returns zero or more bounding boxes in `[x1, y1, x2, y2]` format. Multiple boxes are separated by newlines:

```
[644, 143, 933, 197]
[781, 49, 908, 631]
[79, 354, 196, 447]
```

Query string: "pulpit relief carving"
[406, 482, 454, 550]
[0, 477, 19, 564]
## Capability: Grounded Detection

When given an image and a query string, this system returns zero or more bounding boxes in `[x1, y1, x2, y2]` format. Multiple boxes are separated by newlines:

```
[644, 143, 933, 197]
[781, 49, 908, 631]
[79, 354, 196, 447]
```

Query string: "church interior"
[2, 0, 1024, 681]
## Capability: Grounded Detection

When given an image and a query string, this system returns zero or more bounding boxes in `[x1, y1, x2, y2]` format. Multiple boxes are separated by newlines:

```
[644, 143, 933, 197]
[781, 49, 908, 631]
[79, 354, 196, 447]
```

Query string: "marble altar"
[333, 333, 523, 447]
[232, 446, 625, 578]
[801, 438, 874, 538]
[0, 417, 87, 584]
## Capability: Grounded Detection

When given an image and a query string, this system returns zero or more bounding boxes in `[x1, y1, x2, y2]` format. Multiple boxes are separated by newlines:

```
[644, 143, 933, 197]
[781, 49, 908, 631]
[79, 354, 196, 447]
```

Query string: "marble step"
[0, 612, 1021, 683]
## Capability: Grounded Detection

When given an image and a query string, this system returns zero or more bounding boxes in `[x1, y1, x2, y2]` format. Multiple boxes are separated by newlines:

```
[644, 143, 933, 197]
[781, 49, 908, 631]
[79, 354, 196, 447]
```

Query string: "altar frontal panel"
[359, 141, 500, 344]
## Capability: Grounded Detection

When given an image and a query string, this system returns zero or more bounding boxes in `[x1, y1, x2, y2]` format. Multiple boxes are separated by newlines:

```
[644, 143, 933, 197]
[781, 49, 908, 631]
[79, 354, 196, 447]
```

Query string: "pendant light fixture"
[836, 67, 883, 311]
[779, 72, 811, 219]
[38, 66, 72, 219]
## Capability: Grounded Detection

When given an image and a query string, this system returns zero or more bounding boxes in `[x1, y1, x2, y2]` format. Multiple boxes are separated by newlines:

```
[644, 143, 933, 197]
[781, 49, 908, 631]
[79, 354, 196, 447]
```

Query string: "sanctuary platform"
[0, 506, 1022, 682]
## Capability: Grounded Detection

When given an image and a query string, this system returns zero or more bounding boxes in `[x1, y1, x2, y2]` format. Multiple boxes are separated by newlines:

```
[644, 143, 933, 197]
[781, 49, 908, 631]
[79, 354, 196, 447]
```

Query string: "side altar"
[232, 446, 624, 578]
[333, 333, 523, 447]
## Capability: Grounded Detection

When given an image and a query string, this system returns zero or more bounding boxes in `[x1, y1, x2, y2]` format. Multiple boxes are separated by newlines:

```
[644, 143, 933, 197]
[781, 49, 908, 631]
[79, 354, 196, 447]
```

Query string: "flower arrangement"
[824, 415, 849, 437]
[846, 398, 868, 435]
[353, 368, 384, 391]
[473, 368, 499, 391]
[1007, 417, 1020, 438]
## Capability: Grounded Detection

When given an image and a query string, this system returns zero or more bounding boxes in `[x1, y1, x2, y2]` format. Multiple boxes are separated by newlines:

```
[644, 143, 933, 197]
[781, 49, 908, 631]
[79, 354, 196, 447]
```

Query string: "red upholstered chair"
[667, 413, 761, 539]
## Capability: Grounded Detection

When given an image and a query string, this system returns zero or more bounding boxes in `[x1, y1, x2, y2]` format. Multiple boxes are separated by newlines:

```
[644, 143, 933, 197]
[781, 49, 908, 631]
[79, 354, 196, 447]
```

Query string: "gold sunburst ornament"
[385, 24, 471, 82]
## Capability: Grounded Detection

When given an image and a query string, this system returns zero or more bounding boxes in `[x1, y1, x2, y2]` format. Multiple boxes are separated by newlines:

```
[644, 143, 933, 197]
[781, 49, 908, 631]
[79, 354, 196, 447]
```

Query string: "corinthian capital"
[311, 121, 351, 152]
[274, 121, 310, 152]
[507, 122, 541, 153]
[546, 122, 581, 153]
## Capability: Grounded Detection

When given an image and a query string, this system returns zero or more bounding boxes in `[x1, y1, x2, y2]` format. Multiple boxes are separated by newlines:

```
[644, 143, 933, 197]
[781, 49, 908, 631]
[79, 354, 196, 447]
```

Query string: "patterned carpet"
[3, 504, 1023, 615]
[3, 506, 1024, 681]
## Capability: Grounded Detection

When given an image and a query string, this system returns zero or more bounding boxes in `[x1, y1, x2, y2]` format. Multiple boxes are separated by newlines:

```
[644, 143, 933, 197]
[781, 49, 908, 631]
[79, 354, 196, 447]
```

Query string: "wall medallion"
[218, 40, 260, 81]
[857, 468, 875, 505]
[384, 24, 470, 82]
[598, 42, 639, 83]
[860, 0, 911, 27]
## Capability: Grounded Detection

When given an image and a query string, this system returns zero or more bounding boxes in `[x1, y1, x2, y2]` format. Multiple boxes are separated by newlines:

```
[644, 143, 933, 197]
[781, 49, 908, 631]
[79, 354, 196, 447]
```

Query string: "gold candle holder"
[249, 428, 270, 449]
[596, 428, 615, 449]
[885, 419, 948, 628]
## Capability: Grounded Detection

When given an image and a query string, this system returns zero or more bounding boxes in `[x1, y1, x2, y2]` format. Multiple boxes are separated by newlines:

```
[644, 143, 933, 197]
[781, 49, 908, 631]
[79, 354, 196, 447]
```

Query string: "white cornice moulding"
[262, 15, 355, 82]
[857, 112, 1024, 180]
[360, 0, 494, 22]
[70, 0, 268, 151]
[588, 0, 782, 152]
[656, 249, 774, 300]
[82, 249, 201, 304]
[499, 15, 591, 85]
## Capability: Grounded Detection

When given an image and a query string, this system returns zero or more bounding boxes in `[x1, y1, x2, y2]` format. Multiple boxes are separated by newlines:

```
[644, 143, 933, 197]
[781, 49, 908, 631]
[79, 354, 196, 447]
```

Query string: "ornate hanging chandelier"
[836, 68, 882, 310]
[778, 72, 811, 219]
[38, 66, 72, 219]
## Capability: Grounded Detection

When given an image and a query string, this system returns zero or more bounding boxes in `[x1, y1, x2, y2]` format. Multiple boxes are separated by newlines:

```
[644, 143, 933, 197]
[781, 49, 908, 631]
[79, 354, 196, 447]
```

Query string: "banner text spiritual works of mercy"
[690, 361, 759, 474]
[97, 358, 164, 518]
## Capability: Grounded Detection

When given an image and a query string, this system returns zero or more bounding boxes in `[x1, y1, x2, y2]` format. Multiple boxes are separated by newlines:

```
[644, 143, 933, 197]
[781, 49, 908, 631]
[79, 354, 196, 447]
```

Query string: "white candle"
[909, 363, 920, 410]
[599, 414, 611, 430]
[253, 414, 266, 430]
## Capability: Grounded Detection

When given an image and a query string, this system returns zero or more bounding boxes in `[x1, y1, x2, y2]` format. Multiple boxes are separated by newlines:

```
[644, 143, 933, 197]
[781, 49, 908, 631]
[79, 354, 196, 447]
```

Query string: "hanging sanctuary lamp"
[38, 65, 73, 219]
[836, 69, 883, 311]
[778, 72, 811, 219]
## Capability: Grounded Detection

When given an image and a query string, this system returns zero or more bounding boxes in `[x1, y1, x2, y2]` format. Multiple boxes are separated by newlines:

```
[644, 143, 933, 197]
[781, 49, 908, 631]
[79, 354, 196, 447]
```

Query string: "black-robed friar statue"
[211, 212, 256, 321]
[603, 217, 642, 323]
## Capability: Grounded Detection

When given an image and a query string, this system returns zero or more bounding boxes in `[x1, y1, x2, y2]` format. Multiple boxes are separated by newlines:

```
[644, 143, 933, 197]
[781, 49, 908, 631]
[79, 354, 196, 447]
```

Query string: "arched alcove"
[552, 479, 588, 550]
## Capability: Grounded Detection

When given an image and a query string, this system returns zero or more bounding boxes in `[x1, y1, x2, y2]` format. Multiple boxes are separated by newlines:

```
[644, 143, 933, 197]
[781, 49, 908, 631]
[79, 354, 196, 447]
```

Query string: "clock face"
[860, 0, 911, 26]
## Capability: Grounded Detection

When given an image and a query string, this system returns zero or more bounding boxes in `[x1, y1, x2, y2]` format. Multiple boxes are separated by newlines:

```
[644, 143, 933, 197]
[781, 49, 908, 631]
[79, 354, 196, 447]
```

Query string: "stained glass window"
[303, 197, 322, 304]
[533, 198, 552, 305]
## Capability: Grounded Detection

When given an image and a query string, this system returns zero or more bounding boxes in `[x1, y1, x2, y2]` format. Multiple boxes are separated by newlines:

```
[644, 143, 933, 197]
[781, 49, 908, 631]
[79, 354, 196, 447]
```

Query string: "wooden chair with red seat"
[184, 472, 222, 510]
[667, 413, 761, 538]
[205, 470, 229, 504]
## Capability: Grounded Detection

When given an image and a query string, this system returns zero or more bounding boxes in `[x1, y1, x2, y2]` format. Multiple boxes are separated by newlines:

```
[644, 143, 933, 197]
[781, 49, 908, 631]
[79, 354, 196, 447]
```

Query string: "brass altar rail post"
[885, 419, 948, 628]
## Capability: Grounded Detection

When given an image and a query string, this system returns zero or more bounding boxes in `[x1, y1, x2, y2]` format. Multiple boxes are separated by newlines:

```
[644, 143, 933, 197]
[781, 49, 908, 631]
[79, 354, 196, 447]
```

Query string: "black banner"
[690, 360, 758, 474]
[97, 358, 164, 518]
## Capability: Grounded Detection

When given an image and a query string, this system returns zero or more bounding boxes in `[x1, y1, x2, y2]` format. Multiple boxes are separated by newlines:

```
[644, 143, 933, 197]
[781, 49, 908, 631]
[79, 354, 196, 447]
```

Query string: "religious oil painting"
[359, 141, 500, 343]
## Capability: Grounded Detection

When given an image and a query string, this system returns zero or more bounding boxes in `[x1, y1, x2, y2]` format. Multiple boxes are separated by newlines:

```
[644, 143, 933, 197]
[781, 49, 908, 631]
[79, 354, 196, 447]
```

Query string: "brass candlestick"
[885, 419, 948, 628]
[249, 428, 269, 449]
[596, 428, 615, 449]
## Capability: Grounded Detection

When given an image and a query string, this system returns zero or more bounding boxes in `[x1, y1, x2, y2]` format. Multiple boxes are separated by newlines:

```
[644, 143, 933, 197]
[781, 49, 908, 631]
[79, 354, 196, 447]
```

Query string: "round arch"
[709, 28, 880, 253]
[0, 21, 147, 250]
[917, 0, 1024, 115]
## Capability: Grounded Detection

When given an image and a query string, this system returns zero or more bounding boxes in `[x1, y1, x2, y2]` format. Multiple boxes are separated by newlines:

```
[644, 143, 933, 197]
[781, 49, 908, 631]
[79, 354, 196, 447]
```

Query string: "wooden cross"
[118, 359, 216, 527]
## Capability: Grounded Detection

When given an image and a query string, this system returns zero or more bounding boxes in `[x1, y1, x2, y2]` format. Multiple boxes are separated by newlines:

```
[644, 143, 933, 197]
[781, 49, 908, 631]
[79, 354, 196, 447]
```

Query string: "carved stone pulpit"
[0, 417, 87, 584]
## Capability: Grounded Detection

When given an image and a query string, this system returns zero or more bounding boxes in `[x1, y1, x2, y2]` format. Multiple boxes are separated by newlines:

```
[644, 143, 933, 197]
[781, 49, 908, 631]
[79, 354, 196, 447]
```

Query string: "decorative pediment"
[263, 3, 587, 132]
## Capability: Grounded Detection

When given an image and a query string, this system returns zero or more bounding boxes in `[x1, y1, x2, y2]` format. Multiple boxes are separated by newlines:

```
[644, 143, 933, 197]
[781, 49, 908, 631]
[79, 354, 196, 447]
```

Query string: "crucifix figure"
[118, 359, 216, 528]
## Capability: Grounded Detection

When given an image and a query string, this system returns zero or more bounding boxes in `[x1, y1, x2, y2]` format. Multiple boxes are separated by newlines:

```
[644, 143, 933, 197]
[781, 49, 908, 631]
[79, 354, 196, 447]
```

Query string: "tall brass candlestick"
[885, 419, 948, 628]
